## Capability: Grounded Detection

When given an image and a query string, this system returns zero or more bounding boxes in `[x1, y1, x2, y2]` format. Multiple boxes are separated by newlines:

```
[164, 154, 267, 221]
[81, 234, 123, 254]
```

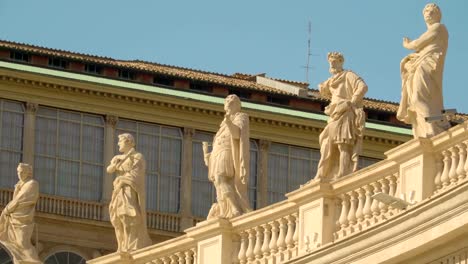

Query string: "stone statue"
[202, 94, 252, 220]
[397, 3, 450, 138]
[107, 133, 152, 253]
[315, 52, 368, 180]
[0, 163, 41, 264]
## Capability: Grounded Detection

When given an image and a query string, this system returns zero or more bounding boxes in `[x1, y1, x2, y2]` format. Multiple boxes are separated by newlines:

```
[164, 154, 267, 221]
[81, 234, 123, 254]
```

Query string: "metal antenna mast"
[303, 20, 312, 83]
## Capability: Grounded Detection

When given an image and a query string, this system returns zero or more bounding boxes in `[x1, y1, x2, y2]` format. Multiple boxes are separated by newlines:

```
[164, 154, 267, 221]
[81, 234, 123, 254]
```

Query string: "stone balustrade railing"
[332, 167, 401, 240]
[433, 140, 468, 192]
[234, 211, 299, 263]
[0, 188, 183, 232]
[140, 237, 196, 264]
[36, 193, 103, 220]
[88, 122, 468, 264]
[146, 211, 181, 232]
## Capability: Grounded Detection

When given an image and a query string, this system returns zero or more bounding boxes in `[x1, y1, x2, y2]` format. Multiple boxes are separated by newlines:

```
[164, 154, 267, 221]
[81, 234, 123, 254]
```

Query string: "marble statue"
[202, 94, 252, 220]
[107, 133, 152, 253]
[315, 52, 368, 180]
[397, 3, 450, 138]
[0, 163, 41, 264]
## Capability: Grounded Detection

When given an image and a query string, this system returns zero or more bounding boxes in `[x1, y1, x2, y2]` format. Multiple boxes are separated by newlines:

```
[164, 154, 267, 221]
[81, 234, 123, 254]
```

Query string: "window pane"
[81, 163, 103, 201]
[1, 111, 23, 150]
[117, 119, 182, 213]
[146, 172, 158, 210]
[35, 156, 56, 195]
[35, 116, 57, 156]
[267, 143, 319, 205]
[0, 100, 24, 189]
[58, 121, 80, 160]
[82, 125, 104, 164]
[0, 152, 21, 188]
[191, 132, 215, 217]
[34, 106, 104, 201]
[56, 160, 79, 198]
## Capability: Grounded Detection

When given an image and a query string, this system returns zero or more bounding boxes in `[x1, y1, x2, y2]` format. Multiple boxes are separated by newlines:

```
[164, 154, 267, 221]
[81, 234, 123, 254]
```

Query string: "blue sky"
[1, 0, 467, 113]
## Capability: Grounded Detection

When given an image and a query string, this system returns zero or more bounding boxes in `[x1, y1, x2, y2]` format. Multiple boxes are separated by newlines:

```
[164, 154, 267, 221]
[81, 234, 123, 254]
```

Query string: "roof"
[0, 39, 294, 96]
[0, 39, 465, 119]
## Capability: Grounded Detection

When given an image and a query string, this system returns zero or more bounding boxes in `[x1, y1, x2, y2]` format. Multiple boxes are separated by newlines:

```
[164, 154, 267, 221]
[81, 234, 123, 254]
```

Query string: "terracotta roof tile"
[1, 39, 465, 117]
[0, 40, 293, 96]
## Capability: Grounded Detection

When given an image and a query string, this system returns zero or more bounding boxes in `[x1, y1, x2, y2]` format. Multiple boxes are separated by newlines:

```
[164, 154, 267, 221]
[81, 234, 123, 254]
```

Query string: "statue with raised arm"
[397, 3, 450, 138]
[107, 133, 151, 253]
[202, 94, 252, 220]
[315, 52, 368, 180]
[0, 163, 41, 264]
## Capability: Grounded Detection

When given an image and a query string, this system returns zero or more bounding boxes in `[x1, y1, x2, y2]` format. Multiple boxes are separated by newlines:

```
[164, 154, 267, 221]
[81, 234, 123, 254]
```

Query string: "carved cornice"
[0, 75, 406, 146]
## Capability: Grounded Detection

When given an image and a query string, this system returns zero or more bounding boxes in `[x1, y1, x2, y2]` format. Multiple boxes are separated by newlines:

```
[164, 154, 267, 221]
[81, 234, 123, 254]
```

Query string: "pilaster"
[102, 115, 118, 220]
[257, 139, 270, 208]
[180, 127, 195, 230]
[23, 102, 38, 165]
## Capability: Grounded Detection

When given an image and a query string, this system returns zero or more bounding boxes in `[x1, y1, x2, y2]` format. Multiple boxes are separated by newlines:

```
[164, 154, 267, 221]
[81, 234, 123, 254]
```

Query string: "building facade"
[0, 40, 418, 262]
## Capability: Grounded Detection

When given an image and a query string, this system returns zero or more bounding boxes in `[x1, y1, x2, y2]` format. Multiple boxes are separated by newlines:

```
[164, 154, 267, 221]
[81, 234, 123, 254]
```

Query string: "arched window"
[44, 251, 86, 264]
[0, 99, 24, 189]
[116, 119, 182, 213]
[0, 244, 13, 264]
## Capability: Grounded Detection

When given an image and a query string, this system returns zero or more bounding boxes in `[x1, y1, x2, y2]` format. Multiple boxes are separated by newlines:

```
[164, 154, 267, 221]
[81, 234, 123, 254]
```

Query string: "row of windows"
[0, 99, 379, 218]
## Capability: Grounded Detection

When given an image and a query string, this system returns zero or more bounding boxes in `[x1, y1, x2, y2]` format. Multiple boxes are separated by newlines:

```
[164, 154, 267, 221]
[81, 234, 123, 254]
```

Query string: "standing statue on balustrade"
[202, 94, 252, 220]
[107, 133, 152, 253]
[0, 163, 41, 264]
[397, 3, 450, 138]
[315, 52, 368, 180]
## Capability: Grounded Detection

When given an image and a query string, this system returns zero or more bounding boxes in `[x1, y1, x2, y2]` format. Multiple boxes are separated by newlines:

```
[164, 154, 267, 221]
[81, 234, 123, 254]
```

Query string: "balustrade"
[236, 213, 298, 263]
[146, 248, 196, 264]
[434, 139, 468, 193]
[335, 171, 400, 239]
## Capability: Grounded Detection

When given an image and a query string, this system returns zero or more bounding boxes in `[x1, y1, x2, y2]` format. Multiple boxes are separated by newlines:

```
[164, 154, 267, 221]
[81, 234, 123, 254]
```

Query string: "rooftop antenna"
[302, 20, 315, 84]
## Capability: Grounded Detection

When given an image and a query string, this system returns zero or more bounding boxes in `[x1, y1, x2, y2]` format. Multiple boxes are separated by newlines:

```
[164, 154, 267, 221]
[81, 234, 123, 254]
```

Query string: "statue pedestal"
[186, 218, 234, 264]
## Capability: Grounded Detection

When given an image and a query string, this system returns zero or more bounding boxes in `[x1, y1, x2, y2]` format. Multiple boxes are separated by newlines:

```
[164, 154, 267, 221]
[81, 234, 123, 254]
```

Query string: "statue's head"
[224, 94, 241, 115]
[17, 163, 33, 181]
[423, 3, 441, 24]
[118, 133, 136, 153]
[327, 52, 344, 74]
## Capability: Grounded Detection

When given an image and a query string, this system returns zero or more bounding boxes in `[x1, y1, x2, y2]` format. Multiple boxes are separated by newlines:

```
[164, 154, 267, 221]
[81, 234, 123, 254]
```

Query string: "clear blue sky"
[1, 1, 467, 113]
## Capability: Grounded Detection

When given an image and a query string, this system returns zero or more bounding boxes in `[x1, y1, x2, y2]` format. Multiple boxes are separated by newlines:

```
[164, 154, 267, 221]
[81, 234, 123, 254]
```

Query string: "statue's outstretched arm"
[403, 25, 438, 51]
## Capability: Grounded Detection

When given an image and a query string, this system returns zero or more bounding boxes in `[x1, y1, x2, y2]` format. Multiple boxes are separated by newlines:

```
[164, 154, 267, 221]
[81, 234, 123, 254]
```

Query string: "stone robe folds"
[0, 179, 40, 263]
[205, 112, 251, 219]
[317, 70, 367, 179]
[397, 22, 450, 138]
[109, 149, 152, 252]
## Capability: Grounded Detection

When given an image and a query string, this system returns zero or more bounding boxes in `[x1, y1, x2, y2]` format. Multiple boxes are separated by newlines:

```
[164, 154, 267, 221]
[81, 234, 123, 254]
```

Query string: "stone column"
[257, 139, 270, 208]
[22, 102, 38, 165]
[180, 127, 195, 230]
[101, 115, 118, 221]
